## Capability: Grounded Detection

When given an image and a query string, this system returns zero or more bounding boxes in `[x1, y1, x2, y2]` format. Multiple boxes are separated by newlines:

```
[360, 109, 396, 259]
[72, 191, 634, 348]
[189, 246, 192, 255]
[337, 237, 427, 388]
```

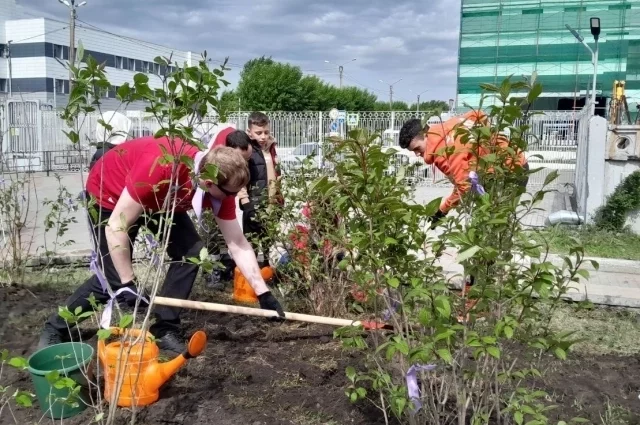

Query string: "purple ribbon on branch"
[100, 287, 149, 329]
[468, 171, 486, 195]
[406, 363, 437, 413]
[89, 250, 109, 293]
[144, 234, 160, 267]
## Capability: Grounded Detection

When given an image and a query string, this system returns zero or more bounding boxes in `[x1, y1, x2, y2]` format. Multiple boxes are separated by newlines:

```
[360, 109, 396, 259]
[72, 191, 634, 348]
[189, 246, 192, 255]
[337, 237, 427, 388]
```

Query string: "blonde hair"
[201, 146, 250, 191]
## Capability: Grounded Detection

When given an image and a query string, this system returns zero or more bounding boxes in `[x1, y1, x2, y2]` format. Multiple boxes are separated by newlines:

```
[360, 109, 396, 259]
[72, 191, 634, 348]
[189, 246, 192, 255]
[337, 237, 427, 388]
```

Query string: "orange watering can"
[97, 327, 207, 407]
[233, 266, 274, 303]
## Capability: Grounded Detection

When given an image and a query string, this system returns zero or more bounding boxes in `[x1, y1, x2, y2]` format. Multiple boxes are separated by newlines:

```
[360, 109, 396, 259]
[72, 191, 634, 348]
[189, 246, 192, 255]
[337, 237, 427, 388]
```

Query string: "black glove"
[118, 279, 150, 308]
[258, 291, 285, 322]
[428, 209, 447, 230]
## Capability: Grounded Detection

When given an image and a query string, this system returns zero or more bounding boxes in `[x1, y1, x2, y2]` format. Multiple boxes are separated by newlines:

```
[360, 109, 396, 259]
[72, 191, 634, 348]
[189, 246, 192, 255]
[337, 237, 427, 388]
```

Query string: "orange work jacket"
[423, 110, 527, 214]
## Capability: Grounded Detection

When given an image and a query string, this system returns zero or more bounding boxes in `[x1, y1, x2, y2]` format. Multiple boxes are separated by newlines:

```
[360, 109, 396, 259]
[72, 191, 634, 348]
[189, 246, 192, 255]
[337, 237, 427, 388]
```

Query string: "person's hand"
[428, 209, 447, 230]
[257, 291, 285, 322]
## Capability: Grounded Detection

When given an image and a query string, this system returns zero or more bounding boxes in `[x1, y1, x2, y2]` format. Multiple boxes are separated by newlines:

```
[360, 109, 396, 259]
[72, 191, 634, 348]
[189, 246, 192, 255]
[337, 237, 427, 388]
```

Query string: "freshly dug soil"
[1, 283, 639, 425]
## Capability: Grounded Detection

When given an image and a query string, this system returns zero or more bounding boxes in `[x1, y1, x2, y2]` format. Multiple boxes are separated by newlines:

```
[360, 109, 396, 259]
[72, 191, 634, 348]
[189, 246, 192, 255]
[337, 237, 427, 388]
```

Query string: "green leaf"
[456, 245, 481, 263]
[527, 83, 543, 103]
[1, 349, 8, 361]
[388, 277, 400, 288]
[487, 346, 501, 359]
[8, 357, 28, 369]
[576, 269, 590, 279]
[199, 246, 209, 262]
[97, 329, 112, 340]
[480, 83, 500, 92]
[437, 348, 453, 364]
[95, 412, 105, 422]
[119, 314, 134, 329]
[554, 347, 567, 360]
[514, 411, 524, 425]
[543, 169, 559, 187]
[434, 295, 451, 318]
[133, 73, 149, 84]
[345, 366, 356, 382]
[589, 260, 600, 271]
[504, 326, 514, 339]
[14, 392, 33, 407]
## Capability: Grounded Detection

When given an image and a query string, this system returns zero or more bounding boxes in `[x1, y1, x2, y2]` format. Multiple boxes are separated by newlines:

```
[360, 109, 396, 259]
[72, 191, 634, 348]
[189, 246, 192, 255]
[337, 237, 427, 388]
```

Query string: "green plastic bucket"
[27, 342, 94, 419]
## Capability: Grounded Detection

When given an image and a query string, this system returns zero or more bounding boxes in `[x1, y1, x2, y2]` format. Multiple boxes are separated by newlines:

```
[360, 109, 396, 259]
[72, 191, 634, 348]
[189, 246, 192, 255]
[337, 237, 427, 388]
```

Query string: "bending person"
[38, 129, 284, 354]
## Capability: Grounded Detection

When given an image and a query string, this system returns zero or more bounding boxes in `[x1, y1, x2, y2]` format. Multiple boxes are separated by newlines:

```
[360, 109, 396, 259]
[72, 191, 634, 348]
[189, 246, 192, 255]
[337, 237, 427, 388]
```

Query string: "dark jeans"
[46, 204, 204, 337]
[468, 162, 530, 287]
[242, 208, 274, 268]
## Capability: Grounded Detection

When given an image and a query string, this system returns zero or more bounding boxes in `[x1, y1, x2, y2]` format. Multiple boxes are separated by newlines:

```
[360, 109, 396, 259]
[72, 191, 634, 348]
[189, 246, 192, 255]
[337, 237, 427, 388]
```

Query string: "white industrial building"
[0, 0, 195, 109]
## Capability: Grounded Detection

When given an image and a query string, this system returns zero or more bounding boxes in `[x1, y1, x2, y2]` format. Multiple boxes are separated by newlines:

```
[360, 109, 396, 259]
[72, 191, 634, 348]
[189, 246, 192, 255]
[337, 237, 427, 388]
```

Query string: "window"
[142, 61, 150, 73]
[152, 63, 160, 74]
[53, 44, 64, 59]
[115, 56, 124, 69]
[0, 79, 7, 93]
[127, 58, 135, 71]
[55, 79, 66, 94]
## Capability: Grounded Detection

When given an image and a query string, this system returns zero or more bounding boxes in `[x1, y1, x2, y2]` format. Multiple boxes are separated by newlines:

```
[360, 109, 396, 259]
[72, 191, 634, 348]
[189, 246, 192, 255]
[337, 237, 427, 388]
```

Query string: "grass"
[550, 303, 640, 356]
[530, 225, 640, 261]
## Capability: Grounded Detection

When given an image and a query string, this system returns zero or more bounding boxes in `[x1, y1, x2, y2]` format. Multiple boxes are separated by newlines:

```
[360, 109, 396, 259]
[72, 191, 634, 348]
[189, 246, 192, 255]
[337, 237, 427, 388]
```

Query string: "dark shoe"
[204, 270, 226, 291]
[37, 324, 70, 350]
[156, 331, 186, 354]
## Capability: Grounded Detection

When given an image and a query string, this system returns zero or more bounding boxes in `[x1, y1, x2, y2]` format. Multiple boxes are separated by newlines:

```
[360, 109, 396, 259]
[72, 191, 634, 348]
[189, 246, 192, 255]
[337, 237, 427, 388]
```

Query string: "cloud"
[16, 0, 461, 103]
[300, 32, 336, 43]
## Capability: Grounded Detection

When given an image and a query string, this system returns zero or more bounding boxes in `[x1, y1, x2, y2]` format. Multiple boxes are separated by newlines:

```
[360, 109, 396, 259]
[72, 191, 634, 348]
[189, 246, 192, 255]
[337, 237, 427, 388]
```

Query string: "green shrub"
[593, 170, 640, 231]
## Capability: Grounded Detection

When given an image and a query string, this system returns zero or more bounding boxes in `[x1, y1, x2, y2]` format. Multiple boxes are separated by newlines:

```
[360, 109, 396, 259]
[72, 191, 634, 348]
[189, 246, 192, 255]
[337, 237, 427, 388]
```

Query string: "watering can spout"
[144, 330, 208, 393]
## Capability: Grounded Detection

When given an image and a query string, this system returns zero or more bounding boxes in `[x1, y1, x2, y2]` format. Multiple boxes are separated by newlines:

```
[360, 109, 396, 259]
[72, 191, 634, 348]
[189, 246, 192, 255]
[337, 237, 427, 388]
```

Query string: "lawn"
[530, 225, 640, 261]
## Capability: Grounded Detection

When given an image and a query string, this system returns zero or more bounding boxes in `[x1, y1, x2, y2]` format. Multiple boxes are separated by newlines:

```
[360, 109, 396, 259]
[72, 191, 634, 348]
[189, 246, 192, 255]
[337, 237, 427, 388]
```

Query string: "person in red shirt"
[37, 126, 285, 353]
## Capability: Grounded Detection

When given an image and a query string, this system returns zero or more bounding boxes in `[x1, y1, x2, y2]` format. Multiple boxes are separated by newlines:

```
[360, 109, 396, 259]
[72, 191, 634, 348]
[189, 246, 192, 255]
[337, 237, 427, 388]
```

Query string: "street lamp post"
[380, 78, 403, 110]
[58, 0, 87, 91]
[566, 17, 600, 116]
[324, 58, 356, 89]
[409, 89, 429, 112]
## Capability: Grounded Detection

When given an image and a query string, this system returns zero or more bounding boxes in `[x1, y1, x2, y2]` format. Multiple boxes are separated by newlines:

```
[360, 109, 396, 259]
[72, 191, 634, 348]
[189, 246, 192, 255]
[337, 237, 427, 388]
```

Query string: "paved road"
[3, 171, 639, 309]
[0, 171, 568, 257]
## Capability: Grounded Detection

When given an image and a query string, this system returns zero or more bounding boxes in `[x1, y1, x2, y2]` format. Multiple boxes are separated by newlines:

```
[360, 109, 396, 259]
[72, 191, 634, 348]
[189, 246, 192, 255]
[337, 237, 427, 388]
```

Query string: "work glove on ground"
[258, 291, 285, 322]
[428, 209, 447, 230]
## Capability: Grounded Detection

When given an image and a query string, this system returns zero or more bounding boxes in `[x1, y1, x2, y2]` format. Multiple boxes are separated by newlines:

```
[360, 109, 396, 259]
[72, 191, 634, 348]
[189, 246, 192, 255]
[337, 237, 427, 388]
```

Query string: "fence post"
[582, 116, 607, 222]
[318, 111, 324, 166]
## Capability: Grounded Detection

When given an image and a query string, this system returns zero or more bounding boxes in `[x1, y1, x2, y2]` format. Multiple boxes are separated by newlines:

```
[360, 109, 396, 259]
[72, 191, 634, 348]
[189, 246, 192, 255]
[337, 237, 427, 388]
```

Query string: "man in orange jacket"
[399, 111, 529, 228]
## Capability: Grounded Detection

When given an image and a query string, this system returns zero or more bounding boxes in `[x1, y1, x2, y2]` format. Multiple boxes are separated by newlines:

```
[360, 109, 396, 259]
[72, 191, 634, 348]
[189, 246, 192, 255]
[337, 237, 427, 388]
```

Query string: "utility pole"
[324, 58, 356, 89]
[410, 88, 429, 112]
[58, 0, 87, 91]
[380, 78, 403, 110]
[5, 40, 12, 97]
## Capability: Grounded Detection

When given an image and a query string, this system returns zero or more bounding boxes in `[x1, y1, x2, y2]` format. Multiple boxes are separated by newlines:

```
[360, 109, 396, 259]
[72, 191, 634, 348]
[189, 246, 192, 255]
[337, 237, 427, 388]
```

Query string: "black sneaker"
[156, 331, 186, 354]
[204, 269, 225, 291]
[37, 324, 70, 350]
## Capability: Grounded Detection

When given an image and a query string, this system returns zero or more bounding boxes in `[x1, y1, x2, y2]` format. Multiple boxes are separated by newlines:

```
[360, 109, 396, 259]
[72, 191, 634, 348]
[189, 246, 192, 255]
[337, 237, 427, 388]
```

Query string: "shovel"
[154, 296, 393, 330]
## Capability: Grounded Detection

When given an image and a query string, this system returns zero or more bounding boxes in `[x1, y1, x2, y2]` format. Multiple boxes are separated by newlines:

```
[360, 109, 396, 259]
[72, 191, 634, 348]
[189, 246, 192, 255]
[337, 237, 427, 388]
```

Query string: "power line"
[11, 26, 69, 43]
[341, 73, 386, 96]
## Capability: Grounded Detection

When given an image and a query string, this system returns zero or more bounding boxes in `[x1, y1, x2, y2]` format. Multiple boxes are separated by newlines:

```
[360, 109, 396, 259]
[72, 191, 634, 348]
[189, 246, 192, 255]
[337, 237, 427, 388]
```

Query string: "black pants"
[46, 204, 204, 337]
[242, 208, 273, 268]
[468, 162, 530, 286]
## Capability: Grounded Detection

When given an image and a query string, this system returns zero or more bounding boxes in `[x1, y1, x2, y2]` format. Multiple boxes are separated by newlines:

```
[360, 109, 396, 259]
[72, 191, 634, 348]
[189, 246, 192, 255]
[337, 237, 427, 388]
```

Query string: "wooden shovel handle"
[154, 296, 361, 328]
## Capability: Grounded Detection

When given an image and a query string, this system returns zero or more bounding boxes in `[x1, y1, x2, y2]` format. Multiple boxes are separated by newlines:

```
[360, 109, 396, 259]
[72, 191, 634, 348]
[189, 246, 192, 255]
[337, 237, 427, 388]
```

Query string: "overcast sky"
[20, 0, 461, 104]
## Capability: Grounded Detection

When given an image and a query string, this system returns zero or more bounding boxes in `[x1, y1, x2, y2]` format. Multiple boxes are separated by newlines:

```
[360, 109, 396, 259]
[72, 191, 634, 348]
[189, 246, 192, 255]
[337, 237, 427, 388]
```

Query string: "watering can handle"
[154, 297, 361, 327]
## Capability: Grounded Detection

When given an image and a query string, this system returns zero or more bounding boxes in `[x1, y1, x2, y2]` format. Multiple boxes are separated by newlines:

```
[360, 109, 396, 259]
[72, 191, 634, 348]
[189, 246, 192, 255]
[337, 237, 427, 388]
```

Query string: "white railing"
[1, 107, 583, 190]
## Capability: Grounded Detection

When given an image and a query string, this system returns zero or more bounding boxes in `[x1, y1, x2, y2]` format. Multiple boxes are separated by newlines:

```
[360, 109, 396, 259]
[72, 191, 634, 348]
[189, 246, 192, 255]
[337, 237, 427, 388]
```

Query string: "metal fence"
[0, 105, 582, 189]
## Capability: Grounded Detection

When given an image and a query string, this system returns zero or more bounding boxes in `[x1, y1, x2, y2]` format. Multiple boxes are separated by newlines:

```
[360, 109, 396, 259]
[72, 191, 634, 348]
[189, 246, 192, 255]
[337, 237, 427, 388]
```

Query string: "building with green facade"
[456, 0, 640, 115]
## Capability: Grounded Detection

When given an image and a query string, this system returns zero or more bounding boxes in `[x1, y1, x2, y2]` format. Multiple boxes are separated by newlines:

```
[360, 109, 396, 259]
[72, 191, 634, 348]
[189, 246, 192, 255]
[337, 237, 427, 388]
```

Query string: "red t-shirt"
[86, 136, 236, 220]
